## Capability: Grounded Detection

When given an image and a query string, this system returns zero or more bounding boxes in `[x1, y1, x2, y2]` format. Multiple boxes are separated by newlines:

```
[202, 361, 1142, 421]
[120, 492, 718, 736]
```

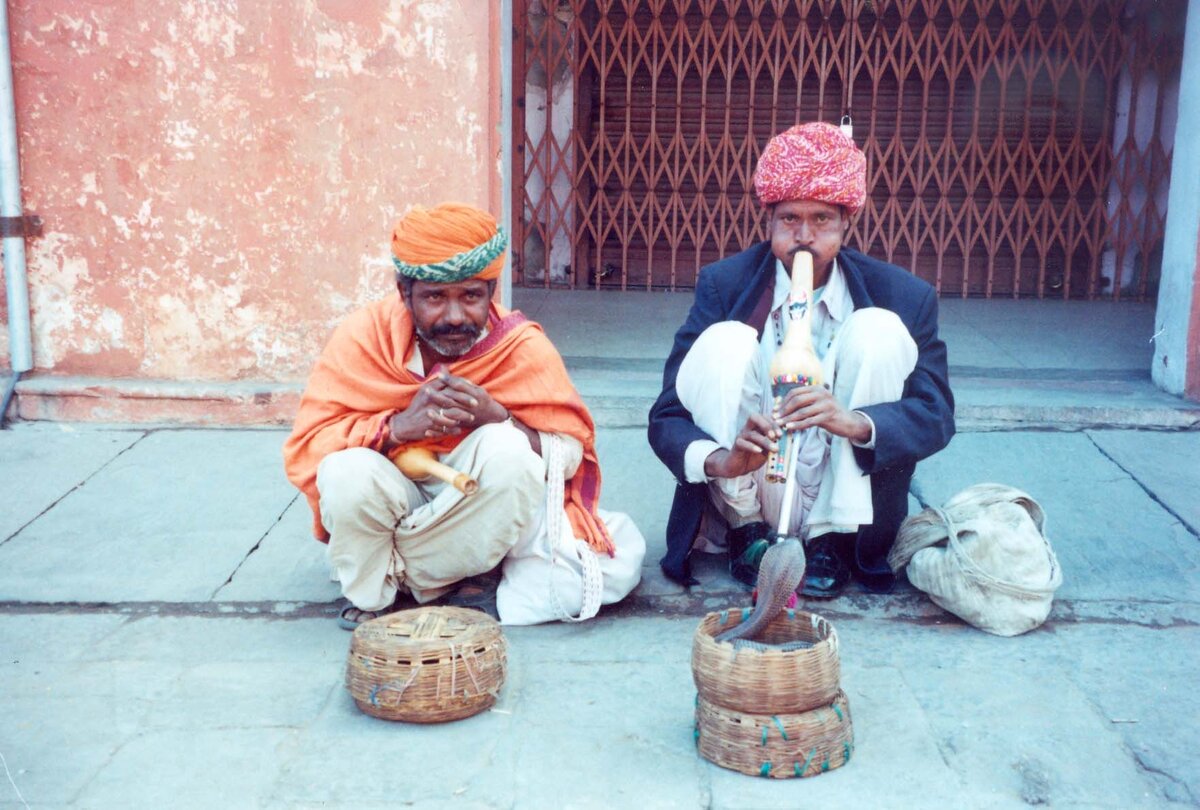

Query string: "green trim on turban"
[392, 227, 508, 283]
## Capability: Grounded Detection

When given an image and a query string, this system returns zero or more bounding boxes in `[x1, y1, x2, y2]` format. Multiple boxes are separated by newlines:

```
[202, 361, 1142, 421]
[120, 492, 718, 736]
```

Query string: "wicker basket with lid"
[691, 606, 853, 778]
[692, 608, 841, 715]
[345, 606, 507, 723]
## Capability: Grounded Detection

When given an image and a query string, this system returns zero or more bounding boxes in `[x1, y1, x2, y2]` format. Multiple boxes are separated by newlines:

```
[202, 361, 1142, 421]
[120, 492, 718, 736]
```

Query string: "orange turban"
[753, 122, 867, 213]
[391, 203, 508, 283]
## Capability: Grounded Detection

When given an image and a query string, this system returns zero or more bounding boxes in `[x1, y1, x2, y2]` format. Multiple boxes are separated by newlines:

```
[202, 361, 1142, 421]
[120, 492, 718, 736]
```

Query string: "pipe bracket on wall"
[0, 213, 41, 238]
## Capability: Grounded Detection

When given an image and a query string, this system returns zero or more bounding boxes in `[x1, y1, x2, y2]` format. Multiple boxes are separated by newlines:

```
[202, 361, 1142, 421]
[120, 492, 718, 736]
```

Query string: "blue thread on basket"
[772, 715, 788, 740]
[759, 763, 771, 777]
[799, 747, 818, 776]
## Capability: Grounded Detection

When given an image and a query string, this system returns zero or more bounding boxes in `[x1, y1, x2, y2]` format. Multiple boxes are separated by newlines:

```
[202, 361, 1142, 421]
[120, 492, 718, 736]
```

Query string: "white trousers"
[676, 308, 918, 540]
[317, 422, 544, 610]
[316, 421, 645, 623]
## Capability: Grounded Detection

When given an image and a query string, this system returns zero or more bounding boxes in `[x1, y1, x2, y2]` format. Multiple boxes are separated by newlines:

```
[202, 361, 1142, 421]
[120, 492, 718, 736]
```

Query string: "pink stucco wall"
[0, 0, 502, 420]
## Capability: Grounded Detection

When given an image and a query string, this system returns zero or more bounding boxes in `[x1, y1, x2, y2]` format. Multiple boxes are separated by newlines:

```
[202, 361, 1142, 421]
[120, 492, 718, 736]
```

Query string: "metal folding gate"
[513, 0, 1183, 299]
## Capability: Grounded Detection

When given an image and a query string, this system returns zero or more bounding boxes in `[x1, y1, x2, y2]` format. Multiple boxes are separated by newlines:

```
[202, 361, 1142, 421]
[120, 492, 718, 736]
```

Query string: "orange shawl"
[282, 296, 613, 555]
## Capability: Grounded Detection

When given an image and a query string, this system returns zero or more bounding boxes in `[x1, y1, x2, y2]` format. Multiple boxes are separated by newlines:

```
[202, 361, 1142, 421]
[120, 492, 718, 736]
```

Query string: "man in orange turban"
[284, 203, 644, 628]
[649, 122, 955, 598]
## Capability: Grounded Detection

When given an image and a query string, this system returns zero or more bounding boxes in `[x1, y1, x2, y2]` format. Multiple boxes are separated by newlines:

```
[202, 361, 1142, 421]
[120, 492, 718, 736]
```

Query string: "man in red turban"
[649, 122, 955, 597]
[284, 203, 644, 628]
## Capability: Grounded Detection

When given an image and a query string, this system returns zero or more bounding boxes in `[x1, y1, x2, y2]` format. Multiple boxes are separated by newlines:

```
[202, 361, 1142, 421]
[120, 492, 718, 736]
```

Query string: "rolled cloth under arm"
[540, 431, 582, 479]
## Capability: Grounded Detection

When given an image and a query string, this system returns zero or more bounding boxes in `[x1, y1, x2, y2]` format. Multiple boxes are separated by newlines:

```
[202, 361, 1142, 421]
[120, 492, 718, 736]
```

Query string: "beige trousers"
[677, 307, 918, 540]
[316, 422, 544, 611]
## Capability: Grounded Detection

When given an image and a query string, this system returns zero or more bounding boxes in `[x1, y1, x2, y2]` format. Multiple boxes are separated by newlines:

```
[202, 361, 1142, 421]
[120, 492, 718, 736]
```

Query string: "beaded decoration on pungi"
[765, 374, 816, 482]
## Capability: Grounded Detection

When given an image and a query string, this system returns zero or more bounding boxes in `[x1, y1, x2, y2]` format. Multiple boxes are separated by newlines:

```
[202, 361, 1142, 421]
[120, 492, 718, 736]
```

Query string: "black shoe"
[726, 521, 771, 587]
[856, 566, 897, 594]
[801, 534, 853, 598]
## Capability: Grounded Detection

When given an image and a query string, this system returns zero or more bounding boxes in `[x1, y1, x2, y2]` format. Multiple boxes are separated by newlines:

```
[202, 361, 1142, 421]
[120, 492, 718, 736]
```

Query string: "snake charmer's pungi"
[283, 203, 645, 628]
[649, 123, 956, 597]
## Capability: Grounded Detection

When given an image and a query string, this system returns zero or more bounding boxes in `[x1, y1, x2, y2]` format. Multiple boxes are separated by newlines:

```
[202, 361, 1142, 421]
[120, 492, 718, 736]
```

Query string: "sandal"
[337, 603, 388, 631]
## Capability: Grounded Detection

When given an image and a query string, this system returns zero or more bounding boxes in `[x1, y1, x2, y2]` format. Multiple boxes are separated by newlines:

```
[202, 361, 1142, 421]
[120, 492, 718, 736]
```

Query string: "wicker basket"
[345, 606, 507, 723]
[695, 691, 854, 779]
[692, 608, 841, 715]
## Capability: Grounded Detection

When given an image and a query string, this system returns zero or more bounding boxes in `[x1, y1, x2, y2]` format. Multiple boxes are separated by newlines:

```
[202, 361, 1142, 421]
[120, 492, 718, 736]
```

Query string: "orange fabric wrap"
[282, 296, 614, 555]
[391, 203, 505, 281]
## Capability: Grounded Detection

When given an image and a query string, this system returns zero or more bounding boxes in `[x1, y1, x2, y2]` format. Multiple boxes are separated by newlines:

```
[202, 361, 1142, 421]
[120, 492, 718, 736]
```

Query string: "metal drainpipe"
[500, 0, 513, 310]
[0, 0, 32, 429]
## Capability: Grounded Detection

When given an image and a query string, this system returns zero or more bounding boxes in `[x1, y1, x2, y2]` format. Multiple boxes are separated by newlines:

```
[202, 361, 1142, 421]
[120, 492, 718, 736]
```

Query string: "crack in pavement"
[1061, 666, 1189, 806]
[209, 492, 301, 601]
[1132, 749, 1196, 806]
[1085, 432, 1200, 541]
[0, 430, 151, 549]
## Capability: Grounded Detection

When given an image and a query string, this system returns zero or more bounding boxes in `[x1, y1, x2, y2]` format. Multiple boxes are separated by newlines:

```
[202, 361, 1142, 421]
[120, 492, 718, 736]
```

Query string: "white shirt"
[683, 258, 875, 483]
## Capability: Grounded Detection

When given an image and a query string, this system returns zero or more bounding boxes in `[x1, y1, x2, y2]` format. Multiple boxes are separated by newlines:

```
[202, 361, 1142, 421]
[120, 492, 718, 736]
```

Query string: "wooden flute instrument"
[393, 447, 479, 496]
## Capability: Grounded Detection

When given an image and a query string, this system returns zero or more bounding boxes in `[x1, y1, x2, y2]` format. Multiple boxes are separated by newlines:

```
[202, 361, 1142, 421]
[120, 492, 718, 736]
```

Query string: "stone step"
[567, 356, 1200, 431]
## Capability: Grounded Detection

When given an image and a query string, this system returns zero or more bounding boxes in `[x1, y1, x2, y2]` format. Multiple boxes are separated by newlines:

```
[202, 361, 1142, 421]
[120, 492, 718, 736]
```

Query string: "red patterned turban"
[753, 122, 867, 213]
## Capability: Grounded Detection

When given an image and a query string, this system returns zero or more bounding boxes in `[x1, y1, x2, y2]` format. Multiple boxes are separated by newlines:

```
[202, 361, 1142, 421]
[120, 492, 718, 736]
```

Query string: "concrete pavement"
[3, 293, 1200, 808]
[3, 421, 1199, 808]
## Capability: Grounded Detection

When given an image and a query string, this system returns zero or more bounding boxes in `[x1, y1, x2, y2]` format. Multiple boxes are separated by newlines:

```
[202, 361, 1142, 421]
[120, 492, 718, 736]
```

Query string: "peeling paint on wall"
[1, 0, 502, 384]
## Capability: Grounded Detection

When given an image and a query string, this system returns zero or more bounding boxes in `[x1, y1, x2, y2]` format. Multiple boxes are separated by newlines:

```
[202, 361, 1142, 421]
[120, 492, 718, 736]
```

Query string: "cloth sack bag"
[496, 434, 645, 625]
[888, 483, 1062, 637]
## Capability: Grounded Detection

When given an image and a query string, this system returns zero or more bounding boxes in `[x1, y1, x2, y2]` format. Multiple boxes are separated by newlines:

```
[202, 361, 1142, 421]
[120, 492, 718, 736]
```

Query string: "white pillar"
[1153, 0, 1200, 398]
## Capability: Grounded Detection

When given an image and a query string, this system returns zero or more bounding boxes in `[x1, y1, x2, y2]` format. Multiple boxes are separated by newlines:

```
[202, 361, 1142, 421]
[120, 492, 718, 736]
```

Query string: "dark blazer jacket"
[648, 242, 955, 586]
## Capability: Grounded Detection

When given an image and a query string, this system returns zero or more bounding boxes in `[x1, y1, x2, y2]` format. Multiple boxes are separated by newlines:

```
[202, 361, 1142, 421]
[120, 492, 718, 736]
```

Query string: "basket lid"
[352, 606, 502, 658]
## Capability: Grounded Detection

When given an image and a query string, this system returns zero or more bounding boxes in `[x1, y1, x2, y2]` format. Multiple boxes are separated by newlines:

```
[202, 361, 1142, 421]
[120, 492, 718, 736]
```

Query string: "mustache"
[429, 323, 481, 339]
[787, 246, 816, 258]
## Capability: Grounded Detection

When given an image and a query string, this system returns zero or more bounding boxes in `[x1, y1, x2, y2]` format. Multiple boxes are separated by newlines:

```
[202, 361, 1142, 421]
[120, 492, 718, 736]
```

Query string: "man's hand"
[703, 413, 779, 479]
[388, 371, 509, 443]
[775, 385, 871, 443]
[433, 372, 509, 428]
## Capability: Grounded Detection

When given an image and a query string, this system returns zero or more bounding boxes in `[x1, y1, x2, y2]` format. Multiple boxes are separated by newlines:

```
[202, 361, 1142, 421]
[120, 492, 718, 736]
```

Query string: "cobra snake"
[713, 536, 811, 651]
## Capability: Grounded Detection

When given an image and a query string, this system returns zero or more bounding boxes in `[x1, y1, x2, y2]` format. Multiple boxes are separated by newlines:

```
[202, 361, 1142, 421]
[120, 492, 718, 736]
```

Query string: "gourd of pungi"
[765, 249, 824, 483]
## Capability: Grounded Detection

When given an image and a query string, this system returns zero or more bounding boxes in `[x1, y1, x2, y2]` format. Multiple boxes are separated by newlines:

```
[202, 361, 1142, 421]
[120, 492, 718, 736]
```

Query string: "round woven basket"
[692, 608, 841, 715]
[695, 691, 854, 779]
[345, 606, 507, 723]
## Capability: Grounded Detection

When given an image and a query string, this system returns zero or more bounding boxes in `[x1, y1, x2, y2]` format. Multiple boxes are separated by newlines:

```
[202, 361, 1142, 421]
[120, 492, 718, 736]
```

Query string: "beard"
[415, 321, 483, 358]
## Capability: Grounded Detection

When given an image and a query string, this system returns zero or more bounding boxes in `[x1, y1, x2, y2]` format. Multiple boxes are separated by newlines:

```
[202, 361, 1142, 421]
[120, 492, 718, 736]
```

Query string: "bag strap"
[544, 434, 603, 622]
[933, 507, 1062, 599]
